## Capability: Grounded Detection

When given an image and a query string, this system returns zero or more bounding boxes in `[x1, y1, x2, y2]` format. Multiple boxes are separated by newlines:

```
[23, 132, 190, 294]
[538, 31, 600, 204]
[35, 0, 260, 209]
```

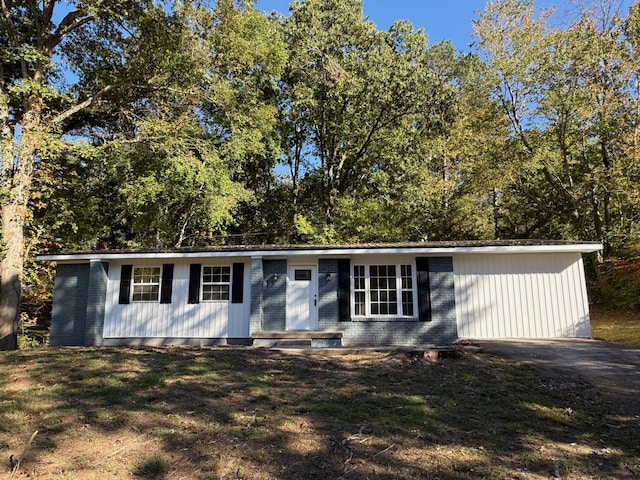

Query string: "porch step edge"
[253, 331, 343, 339]
[275, 339, 313, 347]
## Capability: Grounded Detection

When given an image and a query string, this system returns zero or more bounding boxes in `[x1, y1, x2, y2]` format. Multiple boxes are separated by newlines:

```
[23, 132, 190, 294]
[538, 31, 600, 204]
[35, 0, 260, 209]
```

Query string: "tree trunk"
[0, 105, 40, 350]
[0, 201, 24, 350]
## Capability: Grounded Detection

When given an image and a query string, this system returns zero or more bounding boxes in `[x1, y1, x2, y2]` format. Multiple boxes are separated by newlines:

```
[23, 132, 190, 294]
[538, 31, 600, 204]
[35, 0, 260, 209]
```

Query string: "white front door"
[286, 265, 318, 330]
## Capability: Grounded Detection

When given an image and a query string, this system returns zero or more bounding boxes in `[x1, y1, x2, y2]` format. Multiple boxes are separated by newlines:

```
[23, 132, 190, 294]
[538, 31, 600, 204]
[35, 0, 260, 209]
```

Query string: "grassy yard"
[590, 306, 640, 348]
[1, 347, 638, 479]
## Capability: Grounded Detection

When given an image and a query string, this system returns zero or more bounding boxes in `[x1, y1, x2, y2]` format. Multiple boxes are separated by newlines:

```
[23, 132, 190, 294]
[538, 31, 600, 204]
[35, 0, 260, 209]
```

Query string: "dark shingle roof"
[38, 239, 602, 258]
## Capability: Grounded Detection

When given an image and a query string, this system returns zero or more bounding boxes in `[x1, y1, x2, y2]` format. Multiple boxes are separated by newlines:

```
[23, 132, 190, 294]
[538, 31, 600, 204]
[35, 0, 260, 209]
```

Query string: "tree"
[330, 42, 503, 242]
[472, 0, 640, 254]
[276, 0, 458, 240]
[0, 0, 215, 349]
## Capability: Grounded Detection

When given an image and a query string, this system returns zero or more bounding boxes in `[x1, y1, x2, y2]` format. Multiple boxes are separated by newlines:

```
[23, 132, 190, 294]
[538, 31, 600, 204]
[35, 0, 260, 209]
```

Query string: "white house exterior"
[37, 241, 601, 347]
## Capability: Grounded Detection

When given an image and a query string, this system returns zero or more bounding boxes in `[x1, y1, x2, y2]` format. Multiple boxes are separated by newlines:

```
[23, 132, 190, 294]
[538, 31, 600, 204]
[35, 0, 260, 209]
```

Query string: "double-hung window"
[202, 265, 231, 301]
[352, 264, 415, 317]
[132, 266, 161, 302]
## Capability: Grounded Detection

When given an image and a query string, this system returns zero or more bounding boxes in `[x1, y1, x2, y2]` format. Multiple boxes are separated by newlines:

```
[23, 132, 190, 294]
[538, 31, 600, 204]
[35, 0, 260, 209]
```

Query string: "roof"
[37, 240, 603, 263]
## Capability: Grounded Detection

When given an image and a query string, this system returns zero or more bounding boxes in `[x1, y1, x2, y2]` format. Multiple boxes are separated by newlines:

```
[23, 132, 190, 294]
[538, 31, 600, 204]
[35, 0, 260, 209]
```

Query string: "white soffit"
[37, 243, 603, 263]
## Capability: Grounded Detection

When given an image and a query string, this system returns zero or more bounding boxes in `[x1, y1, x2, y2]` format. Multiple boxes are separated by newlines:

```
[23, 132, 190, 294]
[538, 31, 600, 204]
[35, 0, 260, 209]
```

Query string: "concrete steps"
[253, 331, 343, 348]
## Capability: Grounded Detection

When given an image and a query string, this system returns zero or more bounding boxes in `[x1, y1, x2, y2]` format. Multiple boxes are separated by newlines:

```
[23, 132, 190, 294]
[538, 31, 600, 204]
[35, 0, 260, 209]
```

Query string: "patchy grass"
[591, 305, 640, 348]
[134, 455, 169, 478]
[0, 347, 638, 479]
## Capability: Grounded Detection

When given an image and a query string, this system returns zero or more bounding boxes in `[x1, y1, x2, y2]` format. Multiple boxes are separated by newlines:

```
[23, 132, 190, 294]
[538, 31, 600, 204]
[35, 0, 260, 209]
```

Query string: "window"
[353, 265, 366, 316]
[294, 269, 312, 281]
[401, 265, 414, 316]
[352, 264, 415, 317]
[202, 265, 231, 301]
[132, 266, 161, 302]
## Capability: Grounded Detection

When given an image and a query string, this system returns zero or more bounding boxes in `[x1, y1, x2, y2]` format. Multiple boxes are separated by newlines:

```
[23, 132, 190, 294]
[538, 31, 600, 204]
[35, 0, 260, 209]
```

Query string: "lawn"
[1, 347, 638, 479]
[590, 305, 640, 348]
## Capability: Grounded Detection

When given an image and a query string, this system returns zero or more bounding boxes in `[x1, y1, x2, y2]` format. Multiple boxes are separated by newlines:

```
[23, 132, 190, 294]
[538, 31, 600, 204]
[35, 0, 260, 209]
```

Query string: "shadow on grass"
[0, 347, 638, 479]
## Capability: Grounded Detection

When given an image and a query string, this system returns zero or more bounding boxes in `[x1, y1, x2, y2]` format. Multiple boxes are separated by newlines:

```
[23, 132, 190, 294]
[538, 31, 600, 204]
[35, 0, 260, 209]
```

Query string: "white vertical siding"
[454, 253, 591, 339]
[103, 259, 250, 339]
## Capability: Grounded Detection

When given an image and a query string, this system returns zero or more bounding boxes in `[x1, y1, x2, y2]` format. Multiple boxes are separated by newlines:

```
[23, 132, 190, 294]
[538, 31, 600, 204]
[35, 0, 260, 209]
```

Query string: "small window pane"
[400, 264, 413, 316]
[354, 292, 366, 315]
[402, 291, 414, 316]
[294, 269, 311, 281]
[203, 285, 229, 301]
[353, 265, 366, 316]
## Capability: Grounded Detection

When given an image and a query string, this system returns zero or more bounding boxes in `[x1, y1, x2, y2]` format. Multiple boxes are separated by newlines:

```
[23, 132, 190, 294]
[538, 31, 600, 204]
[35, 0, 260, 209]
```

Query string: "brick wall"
[262, 259, 287, 331]
[49, 264, 90, 346]
[318, 259, 339, 330]
[249, 257, 263, 335]
[84, 261, 109, 346]
[318, 257, 458, 346]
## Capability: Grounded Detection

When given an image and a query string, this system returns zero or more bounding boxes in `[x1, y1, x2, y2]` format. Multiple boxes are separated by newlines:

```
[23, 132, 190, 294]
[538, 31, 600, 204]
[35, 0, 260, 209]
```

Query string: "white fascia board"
[36, 243, 603, 263]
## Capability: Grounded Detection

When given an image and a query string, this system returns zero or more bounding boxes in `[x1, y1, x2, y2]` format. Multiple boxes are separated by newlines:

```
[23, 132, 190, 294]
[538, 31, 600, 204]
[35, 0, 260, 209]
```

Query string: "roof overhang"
[36, 241, 604, 264]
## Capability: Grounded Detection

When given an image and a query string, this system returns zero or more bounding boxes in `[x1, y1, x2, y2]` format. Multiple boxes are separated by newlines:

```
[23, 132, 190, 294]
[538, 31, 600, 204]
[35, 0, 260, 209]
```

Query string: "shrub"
[592, 255, 640, 308]
[134, 455, 169, 478]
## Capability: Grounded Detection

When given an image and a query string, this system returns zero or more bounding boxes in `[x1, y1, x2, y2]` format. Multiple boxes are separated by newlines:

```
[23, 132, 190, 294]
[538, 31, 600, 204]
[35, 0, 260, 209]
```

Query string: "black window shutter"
[160, 264, 174, 304]
[119, 264, 133, 304]
[231, 263, 244, 304]
[188, 264, 201, 304]
[338, 259, 351, 321]
[416, 258, 432, 322]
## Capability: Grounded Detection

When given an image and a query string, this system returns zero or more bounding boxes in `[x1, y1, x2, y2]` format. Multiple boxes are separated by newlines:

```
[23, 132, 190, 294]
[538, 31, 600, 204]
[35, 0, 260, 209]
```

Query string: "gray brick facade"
[47, 254, 457, 347]
[49, 264, 90, 346]
[318, 259, 339, 331]
[318, 257, 457, 346]
[84, 261, 108, 346]
[49, 262, 110, 347]
[249, 257, 263, 335]
[262, 259, 287, 331]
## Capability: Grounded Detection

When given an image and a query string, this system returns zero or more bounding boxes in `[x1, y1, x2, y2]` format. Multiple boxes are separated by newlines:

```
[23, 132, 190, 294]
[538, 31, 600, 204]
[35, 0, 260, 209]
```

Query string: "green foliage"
[473, 0, 640, 255]
[17, 313, 48, 349]
[276, 0, 461, 235]
[592, 256, 640, 307]
[28, 0, 284, 250]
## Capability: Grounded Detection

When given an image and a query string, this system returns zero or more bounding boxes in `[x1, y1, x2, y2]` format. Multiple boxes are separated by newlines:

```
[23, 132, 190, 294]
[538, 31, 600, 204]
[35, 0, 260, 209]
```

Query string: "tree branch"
[44, 8, 95, 54]
[25, 0, 41, 36]
[52, 83, 121, 125]
[1, 0, 19, 48]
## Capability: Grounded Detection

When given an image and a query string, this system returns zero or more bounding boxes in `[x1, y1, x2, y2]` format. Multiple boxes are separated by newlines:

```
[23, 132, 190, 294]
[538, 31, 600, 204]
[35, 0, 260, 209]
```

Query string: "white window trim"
[201, 264, 232, 302]
[132, 265, 162, 303]
[351, 263, 417, 318]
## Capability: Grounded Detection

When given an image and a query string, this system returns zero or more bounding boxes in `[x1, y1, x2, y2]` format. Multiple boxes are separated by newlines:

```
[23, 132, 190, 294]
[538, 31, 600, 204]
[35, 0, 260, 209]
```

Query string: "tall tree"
[33, 0, 285, 250]
[473, 0, 640, 254]
[277, 0, 456, 240]
[0, 0, 206, 349]
[331, 43, 504, 242]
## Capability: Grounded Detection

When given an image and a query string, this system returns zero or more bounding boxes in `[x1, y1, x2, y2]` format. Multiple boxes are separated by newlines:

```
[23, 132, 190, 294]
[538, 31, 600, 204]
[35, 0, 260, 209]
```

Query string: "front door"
[286, 265, 318, 330]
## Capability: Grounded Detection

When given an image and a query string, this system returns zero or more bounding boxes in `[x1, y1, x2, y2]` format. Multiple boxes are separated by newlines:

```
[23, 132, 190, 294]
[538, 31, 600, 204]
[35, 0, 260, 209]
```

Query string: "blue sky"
[254, 0, 635, 51]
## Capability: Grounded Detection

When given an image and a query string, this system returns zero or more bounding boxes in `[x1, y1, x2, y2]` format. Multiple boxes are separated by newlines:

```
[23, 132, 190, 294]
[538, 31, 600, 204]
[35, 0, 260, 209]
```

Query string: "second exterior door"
[286, 265, 318, 330]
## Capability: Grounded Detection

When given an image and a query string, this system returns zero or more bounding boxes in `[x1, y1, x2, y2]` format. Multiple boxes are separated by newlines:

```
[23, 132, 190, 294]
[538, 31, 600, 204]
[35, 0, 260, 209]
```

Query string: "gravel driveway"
[475, 339, 640, 414]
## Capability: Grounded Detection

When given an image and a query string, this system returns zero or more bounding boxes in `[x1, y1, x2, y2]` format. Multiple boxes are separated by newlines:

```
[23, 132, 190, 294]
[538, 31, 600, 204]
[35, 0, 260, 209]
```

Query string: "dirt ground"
[2, 346, 639, 479]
